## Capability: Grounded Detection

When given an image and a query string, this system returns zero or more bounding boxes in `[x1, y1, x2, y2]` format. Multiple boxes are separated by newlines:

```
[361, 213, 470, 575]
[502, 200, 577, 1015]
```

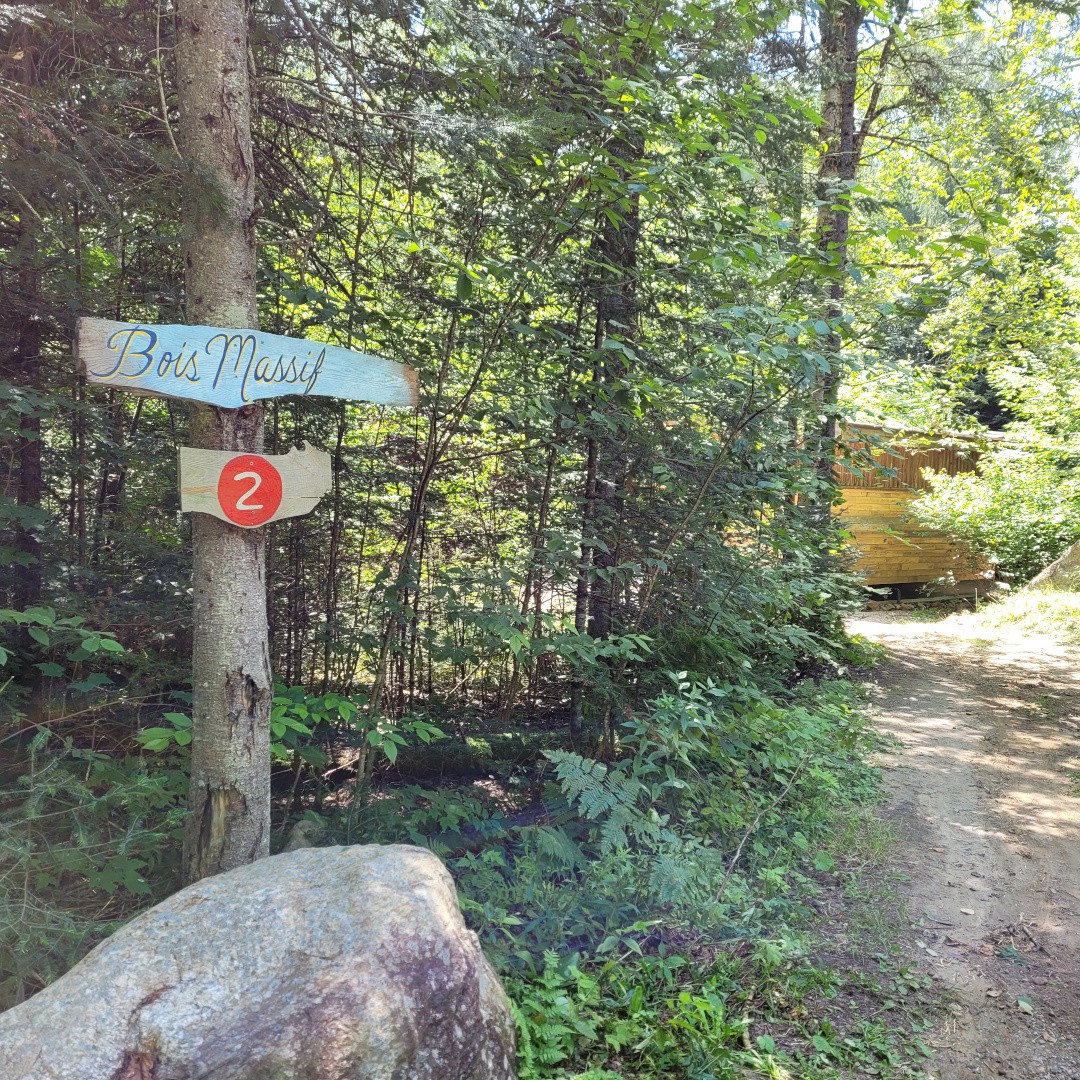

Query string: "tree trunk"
[178, 0, 272, 883]
[5, 35, 44, 612]
[10, 223, 44, 612]
[587, 125, 643, 752]
[811, 0, 863, 532]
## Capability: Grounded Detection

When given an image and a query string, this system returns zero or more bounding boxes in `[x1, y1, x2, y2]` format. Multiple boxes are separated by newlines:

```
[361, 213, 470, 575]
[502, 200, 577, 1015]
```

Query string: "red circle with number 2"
[217, 455, 283, 527]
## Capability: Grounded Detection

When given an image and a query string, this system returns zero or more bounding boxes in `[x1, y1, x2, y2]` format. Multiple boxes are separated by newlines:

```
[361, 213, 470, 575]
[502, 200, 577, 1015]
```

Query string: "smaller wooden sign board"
[179, 442, 331, 528]
[76, 317, 418, 410]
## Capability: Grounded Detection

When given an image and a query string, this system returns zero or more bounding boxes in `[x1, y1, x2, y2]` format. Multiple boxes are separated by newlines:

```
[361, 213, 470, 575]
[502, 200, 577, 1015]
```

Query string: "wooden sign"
[75, 317, 418, 410]
[179, 442, 331, 527]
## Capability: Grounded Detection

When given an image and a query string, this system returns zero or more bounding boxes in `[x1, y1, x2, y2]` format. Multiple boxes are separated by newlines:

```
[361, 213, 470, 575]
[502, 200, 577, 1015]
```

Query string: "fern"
[509, 951, 600, 1078]
[545, 750, 645, 831]
[530, 825, 586, 870]
[544, 750, 613, 818]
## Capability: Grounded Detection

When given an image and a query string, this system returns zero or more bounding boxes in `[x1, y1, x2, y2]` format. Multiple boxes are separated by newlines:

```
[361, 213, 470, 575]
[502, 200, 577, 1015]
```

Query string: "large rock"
[1028, 538, 1080, 590]
[0, 844, 516, 1080]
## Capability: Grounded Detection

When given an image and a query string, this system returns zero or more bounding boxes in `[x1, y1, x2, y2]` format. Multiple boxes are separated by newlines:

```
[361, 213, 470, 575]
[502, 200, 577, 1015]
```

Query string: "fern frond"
[531, 825, 586, 870]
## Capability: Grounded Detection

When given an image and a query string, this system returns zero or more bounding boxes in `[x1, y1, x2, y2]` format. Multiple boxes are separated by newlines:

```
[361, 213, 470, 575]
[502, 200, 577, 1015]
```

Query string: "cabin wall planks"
[75, 317, 418, 409]
[834, 423, 981, 492]
[834, 458, 990, 586]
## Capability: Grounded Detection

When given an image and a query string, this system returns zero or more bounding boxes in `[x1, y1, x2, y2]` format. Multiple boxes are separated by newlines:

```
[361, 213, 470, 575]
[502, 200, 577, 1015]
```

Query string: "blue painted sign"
[75, 317, 418, 409]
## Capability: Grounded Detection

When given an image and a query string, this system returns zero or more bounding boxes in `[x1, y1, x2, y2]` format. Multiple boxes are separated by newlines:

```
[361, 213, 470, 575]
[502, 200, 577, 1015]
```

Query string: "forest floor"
[850, 609, 1080, 1080]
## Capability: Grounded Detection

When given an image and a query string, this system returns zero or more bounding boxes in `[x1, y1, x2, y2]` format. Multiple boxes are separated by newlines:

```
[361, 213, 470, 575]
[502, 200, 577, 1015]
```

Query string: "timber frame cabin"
[835, 422, 999, 596]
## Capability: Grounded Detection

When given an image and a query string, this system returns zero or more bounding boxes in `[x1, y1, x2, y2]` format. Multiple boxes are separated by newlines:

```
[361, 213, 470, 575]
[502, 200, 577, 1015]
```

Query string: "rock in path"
[0, 844, 516, 1080]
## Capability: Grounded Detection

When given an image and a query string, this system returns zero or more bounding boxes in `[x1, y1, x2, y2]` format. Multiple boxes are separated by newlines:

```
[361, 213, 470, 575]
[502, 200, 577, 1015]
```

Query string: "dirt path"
[851, 612, 1080, 1080]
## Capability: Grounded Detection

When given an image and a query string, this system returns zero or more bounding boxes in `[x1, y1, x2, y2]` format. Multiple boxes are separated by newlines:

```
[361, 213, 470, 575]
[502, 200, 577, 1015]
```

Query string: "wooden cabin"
[834, 422, 993, 591]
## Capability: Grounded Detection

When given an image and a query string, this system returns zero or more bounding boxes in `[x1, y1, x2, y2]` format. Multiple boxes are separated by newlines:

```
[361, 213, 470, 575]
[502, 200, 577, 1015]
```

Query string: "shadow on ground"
[850, 613, 1080, 1080]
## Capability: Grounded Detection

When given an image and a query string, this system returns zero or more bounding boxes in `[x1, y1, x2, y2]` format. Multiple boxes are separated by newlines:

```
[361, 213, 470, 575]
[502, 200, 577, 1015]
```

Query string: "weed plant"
[0, 605, 936, 1076]
[0, 734, 186, 1009]
[959, 587, 1080, 644]
[342, 676, 935, 1078]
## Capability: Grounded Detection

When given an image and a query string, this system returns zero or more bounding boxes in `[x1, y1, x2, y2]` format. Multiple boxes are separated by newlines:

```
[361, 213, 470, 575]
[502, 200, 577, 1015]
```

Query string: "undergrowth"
[328, 675, 936, 1078]
[0, 608, 936, 1076]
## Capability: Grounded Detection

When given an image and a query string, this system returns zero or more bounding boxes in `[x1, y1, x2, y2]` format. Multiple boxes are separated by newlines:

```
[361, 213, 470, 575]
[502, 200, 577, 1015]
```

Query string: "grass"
[961, 587, 1080, 644]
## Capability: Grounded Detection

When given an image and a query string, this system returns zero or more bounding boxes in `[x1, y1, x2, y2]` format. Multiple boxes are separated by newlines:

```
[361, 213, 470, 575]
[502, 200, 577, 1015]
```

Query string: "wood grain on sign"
[75, 317, 418, 409]
[179, 443, 332, 527]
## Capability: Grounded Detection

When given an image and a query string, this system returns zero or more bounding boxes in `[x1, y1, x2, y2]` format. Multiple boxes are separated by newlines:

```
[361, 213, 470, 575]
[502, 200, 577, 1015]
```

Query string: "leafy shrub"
[341, 674, 879, 974]
[0, 606, 186, 1009]
[0, 732, 186, 1008]
[913, 445, 1080, 582]
[0, 606, 127, 726]
[265, 684, 443, 769]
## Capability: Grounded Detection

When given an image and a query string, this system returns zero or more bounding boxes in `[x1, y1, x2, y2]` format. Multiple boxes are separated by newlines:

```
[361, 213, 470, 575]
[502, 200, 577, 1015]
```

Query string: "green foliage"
[512, 954, 603, 1076]
[913, 444, 1080, 582]
[137, 712, 192, 752]
[960, 587, 1080, 645]
[266, 684, 444, 766]
[0, 732, 186, 1009]
[507, 940, 936, 1078]
[0, 607, 127, 723]
[348, 675, 882, 975]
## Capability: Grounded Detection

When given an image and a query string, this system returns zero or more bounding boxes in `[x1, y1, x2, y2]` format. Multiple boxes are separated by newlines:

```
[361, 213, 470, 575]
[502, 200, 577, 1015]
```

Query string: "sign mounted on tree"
[75, 317, 418, 409]
[178, 443, 331, 528]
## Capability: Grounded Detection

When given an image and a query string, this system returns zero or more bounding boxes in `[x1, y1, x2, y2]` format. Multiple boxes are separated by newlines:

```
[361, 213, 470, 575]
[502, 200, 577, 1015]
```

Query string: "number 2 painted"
[232, 471, 265, 511]
[217, 455, 283, 527]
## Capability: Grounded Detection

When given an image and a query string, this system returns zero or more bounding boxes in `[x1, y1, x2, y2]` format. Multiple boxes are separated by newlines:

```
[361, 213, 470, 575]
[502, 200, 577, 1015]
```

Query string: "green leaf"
[813, 851, 837, 872]
[138, 728, 174, 751]
[28, 626, 50, 646]
[98, 637, 125, 654]
[456, 270, 473, 302]
[139, 727, 174, 740]
[298, 746, 328, 767]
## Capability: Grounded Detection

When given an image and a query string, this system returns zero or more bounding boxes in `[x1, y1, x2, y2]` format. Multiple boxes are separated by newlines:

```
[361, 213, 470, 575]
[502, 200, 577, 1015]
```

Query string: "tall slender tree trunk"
[569, 436, 598, 747]
[178, 0, 272, 883]
[5, 36, 44, 612]
[10, 221, 43, 611]
[570, 126, 643, 751]
[811, 0, 862, 533]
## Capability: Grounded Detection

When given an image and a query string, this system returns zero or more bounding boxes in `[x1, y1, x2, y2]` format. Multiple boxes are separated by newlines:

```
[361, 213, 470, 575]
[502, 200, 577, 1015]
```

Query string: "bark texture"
[177, 0, 272, 881]
[810, 0, 863, 533]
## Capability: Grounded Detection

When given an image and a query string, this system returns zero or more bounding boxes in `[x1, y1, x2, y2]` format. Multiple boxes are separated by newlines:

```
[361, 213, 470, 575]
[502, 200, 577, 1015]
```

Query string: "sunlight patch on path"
[853, 611, 1080, 1079]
